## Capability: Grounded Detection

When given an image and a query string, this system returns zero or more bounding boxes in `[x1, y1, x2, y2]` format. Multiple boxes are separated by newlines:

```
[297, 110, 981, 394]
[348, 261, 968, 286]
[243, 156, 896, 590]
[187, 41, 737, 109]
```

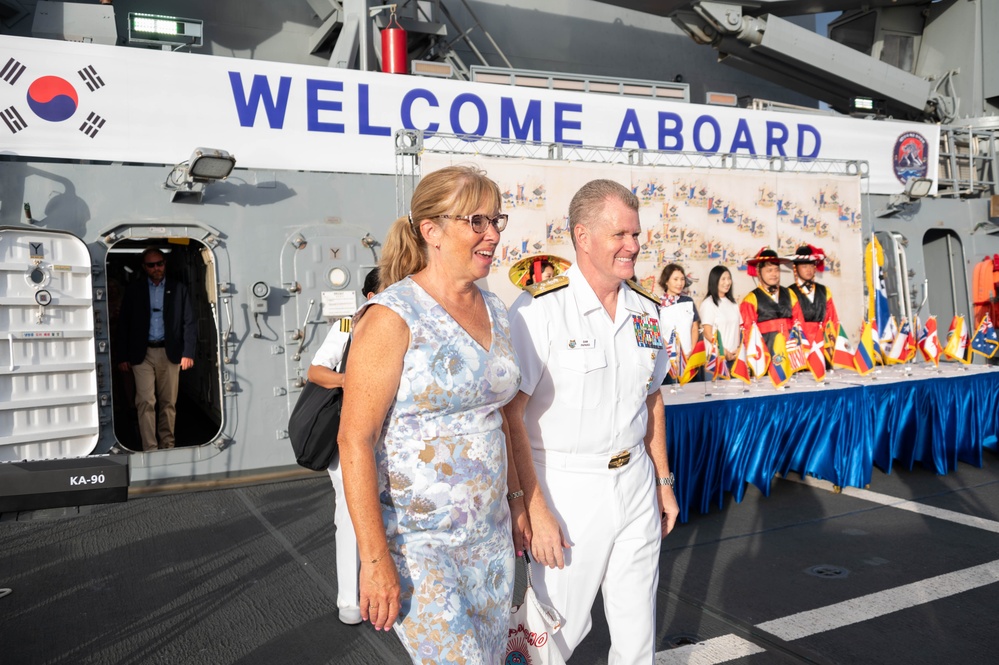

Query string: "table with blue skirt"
[663, 364, 999, 523]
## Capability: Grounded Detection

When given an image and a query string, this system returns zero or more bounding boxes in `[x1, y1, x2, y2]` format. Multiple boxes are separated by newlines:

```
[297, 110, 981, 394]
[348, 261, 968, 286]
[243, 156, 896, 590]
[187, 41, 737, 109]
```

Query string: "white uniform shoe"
[338, 606, 362, 625]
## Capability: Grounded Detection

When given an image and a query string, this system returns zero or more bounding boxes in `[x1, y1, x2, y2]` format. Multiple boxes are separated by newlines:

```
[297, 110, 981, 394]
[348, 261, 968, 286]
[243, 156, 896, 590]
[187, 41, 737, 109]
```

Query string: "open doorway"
[106, 239, 223, 451]
[922, 228, 970, 325]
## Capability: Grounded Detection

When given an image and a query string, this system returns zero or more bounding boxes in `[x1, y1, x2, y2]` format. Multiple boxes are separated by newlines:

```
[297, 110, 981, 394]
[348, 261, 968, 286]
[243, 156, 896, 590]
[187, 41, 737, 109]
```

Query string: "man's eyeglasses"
[436, 213, 508, 233]
[144, 260, 165, 268]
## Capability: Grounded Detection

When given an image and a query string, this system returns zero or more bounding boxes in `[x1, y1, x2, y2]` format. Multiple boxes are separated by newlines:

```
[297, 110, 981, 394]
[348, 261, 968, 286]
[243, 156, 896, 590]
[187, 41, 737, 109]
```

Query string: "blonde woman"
[339, 166, 523, 663]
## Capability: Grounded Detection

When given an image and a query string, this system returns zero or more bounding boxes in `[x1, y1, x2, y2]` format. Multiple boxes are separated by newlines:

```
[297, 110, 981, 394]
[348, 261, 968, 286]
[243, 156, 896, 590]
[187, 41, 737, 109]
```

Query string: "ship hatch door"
[0, 226, 99, 462]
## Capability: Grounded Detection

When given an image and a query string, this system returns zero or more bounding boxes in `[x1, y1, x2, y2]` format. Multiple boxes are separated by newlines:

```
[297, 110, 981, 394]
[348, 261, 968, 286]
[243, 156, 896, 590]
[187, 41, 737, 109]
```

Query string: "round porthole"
[24, 265, 51, 288]
[327, 266, 350, 289]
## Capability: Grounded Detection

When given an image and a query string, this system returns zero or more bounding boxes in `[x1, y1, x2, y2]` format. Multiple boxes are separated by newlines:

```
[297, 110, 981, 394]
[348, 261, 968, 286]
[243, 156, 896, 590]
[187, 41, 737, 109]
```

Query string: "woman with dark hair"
[658, 263, 700, 355]
[699, 265, 742, 365]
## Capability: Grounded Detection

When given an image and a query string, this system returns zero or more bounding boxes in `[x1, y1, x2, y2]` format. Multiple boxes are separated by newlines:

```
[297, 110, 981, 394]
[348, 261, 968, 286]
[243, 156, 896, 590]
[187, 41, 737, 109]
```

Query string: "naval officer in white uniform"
[505, 179, 679, 664]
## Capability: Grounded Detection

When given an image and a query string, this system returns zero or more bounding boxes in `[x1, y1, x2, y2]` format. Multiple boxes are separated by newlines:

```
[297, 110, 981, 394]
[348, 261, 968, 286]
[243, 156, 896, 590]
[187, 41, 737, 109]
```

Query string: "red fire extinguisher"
[381, 11, 407, 74]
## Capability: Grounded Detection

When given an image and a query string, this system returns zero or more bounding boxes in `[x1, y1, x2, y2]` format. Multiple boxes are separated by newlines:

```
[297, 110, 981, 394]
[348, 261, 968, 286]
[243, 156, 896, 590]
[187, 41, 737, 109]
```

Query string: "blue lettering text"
[500, 97, 541, 142]
[729, 119, 756, 154]
[306, 79, 344, 133]
[766, 122, 788, 157]
[401, 88, 440, 135]
[450, 93, 488, 138]
[658, 112, 683, 151]
[554, 102, 583, 145]
[615, 109, 647, 149]
[693, 115, 721, 153]
[228, 72, 291, 128]
[358, 84, 390, 136]
[797, 124, 821, 158]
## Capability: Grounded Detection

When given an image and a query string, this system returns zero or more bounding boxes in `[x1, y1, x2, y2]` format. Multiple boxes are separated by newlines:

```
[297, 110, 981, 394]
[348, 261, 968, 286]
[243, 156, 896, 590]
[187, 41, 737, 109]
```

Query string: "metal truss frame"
[395, 130, 869, 215]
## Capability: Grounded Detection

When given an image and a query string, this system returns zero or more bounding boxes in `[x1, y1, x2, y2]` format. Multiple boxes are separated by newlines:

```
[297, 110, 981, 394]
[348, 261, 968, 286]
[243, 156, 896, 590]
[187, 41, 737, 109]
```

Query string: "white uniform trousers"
[327, 458, 360, 612]
[530, 442, 662, 664]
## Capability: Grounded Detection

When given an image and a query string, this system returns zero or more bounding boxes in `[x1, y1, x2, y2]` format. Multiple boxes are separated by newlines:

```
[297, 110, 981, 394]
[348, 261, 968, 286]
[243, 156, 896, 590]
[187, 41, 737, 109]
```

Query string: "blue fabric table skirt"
[665, 367, 999, 523]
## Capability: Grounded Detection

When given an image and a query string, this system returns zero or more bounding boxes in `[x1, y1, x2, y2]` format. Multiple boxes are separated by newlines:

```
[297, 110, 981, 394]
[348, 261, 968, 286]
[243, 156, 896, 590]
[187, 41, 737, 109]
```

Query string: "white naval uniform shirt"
[509, 264, 670, 456]
[311, 318, 351, 370]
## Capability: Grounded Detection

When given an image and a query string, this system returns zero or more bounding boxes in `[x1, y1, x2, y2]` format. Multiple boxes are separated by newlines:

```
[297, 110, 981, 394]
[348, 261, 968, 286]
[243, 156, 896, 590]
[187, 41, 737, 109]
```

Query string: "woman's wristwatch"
[656, 473, 675, 488]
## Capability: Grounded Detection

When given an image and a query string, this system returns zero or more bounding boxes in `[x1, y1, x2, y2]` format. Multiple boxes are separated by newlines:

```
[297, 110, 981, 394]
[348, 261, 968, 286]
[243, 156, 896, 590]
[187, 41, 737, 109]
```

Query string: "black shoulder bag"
[288, 338, 351, 471]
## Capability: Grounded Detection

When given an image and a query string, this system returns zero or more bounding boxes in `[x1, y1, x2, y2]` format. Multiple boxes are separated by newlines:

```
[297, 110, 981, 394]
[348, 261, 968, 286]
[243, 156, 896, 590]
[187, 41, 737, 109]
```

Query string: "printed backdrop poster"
[421, 154, 864, 341]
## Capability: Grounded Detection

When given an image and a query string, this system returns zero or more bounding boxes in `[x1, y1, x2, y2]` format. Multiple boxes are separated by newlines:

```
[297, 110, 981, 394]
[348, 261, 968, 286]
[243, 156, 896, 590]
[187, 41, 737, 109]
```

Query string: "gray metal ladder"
[937, 125, 999, 198]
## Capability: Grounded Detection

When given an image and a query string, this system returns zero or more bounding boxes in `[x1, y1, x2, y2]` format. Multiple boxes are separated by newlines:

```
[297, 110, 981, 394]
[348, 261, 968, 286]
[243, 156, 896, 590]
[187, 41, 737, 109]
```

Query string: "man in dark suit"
[115, 248, 197, 451]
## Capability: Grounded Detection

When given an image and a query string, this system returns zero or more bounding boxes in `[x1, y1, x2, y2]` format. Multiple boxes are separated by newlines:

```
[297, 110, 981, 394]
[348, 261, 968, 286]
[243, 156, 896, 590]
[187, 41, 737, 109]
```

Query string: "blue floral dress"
[359, 278, 521, 664]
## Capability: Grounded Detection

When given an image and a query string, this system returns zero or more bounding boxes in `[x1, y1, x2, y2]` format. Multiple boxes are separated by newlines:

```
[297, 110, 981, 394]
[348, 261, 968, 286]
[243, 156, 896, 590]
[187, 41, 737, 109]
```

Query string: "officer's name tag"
[567, 338, 595, 349]
[632, 314, 664, 349]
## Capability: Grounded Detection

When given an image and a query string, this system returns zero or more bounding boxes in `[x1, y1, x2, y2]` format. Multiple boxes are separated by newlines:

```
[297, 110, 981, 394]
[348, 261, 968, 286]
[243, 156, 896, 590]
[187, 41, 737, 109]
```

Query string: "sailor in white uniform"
[307, 268, 381, 626]
[506, 180, 679, 664]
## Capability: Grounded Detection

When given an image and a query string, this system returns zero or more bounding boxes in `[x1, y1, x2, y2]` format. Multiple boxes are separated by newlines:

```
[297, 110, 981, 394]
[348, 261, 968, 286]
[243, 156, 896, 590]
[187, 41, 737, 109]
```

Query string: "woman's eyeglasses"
[436, 214, 508, 233]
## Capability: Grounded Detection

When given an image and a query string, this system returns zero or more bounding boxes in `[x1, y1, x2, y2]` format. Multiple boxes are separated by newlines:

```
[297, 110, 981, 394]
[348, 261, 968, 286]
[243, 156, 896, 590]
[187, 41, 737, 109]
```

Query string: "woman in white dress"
[658, 263, 701, 383]
[699, 265, 742, 368]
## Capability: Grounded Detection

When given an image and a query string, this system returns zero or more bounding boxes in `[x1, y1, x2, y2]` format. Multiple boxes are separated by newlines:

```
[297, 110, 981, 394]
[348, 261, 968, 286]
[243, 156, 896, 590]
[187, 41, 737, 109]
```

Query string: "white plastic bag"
[505, 557, 566, 665]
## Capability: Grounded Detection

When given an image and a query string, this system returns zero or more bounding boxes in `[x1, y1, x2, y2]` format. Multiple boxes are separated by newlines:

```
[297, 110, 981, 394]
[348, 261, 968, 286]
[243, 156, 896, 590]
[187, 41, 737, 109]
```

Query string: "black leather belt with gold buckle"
[608, 450, 631, 469]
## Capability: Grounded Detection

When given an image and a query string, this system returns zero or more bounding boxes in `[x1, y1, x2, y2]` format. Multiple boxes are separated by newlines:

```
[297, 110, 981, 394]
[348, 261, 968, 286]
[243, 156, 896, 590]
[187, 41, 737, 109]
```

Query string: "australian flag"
[971, 314, 999, 358]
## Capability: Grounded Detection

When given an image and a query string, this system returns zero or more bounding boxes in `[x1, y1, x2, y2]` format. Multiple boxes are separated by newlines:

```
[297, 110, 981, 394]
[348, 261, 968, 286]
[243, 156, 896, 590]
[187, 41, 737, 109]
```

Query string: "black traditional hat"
[745, 247, 790, 278]
[788, 244, 826, 271]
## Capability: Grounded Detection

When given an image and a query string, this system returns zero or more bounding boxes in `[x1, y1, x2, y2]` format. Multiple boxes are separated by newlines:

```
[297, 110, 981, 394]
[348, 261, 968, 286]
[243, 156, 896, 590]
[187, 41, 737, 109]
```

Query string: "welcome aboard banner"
[1, 34, 938, 194]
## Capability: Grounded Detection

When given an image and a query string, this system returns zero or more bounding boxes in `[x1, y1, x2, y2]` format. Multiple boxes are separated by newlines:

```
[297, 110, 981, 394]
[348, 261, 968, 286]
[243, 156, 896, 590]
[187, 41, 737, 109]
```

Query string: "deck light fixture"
[165, 148, 236, 203]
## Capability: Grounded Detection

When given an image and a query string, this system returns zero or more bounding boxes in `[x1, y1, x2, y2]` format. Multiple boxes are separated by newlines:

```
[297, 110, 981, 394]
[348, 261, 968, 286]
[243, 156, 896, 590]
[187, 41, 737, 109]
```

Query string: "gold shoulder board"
[526, 275, 569, 298]
[626, 279, 659, 306]
[339, 318, 353, 333]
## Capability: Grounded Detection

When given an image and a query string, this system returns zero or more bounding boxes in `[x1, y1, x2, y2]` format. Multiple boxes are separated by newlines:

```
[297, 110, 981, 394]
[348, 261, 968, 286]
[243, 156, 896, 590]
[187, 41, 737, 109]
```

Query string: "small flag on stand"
[786, 322, 808, 374]
[680, 339, 706, 385]
[731, 332, 752, 385]
[767, 332, 792, 388]
[970, 313, 999, 358]
[666, 329, 680, 380]
[803, 332, 827, 381]
[886, 319, 913, 364]
[854, 322, 877, 375]
[745, 323, 770, 379]
[942, 315, 970, 364]
[831, 323, 857, 371]
[918, 316, 942, 366]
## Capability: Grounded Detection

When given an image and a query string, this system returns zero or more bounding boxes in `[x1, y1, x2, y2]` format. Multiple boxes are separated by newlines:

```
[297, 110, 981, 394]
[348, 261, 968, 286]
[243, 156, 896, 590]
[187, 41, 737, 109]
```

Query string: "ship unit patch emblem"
[892, 131, 929, 184]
